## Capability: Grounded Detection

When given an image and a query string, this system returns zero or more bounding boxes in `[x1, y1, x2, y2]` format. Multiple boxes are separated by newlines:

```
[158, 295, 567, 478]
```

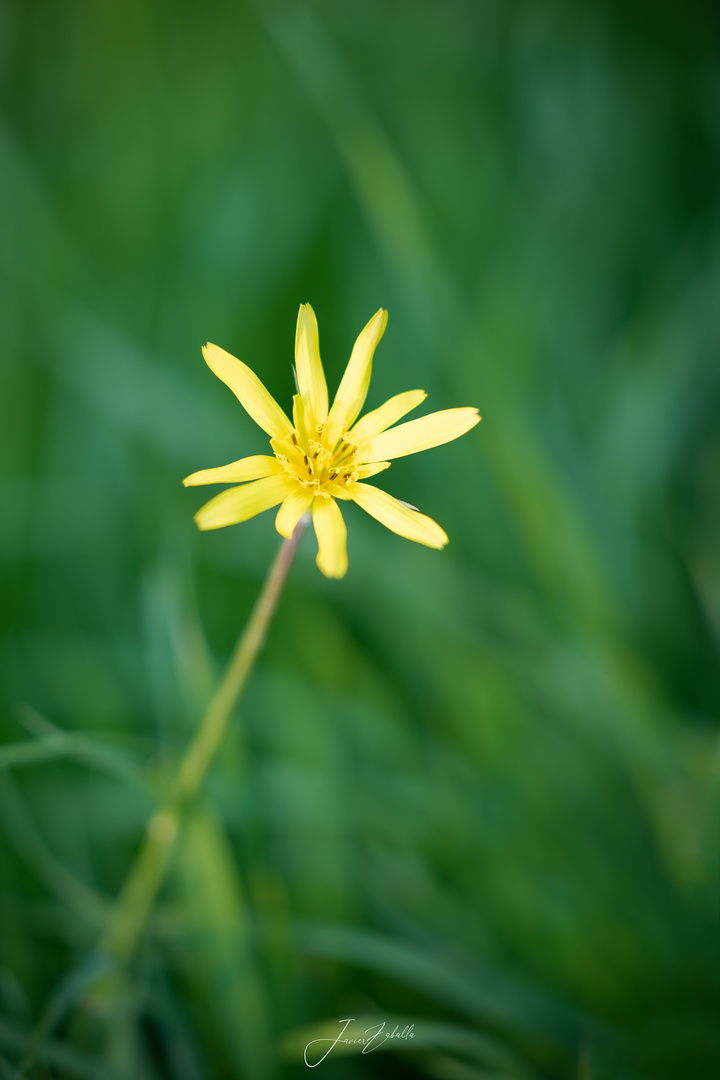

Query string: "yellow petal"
[194, 475, 292, 531]
[292, 393, 311, 446]
[275, 487, 314, 538]
[348, 390, 427, 444]
[357, 461, 391, 479]
[325, 309, 387, 445]
[323, 480, 354, 501]
[295, 304, 328, 426]
[312, 497, 348, 578]
[183, 455, 284, 487]
[349, 483, 448, 549]
[202, 343, 293, 439]
[362, 407, 480, 464]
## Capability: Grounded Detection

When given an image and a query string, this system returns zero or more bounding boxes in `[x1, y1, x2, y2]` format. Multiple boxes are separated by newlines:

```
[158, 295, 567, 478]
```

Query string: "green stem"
[99, 523, 304, 964]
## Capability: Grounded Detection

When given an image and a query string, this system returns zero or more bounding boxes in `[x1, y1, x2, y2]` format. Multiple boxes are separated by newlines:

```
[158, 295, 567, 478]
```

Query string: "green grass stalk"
[99, 521, 305, 964]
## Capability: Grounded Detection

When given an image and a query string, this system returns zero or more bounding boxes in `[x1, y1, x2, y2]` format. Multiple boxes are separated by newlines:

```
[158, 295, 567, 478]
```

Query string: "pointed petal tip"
[193, 504, 219, 530]
[316, 561, 348, 580]
[194, 518, 223, 532]
[199, 342, 293, 438]
[349, 483, 449, 549]
[192, 475, 291, 531]
[184, 471, 207, 487]
[372, 307, 389, 336]
[315, 547, 348, 578]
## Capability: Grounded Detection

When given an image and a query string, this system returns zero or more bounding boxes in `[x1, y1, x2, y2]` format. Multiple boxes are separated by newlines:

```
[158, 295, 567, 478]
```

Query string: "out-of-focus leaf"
[172, 804, 275, 1079]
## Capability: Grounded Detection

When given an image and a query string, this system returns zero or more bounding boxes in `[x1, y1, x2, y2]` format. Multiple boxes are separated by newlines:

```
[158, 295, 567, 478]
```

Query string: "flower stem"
[99, 522, 305, 965]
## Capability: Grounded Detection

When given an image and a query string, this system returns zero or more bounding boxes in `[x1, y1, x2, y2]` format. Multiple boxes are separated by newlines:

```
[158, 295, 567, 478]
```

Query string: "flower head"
[184, 305, 480, 578]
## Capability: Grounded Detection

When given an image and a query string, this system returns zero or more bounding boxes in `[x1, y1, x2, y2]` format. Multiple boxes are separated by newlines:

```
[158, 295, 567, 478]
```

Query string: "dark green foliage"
[1, 1, 718, 1076]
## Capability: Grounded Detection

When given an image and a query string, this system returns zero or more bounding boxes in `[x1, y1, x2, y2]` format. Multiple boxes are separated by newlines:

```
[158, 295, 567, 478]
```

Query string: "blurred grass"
[1, 0, 720, 1077]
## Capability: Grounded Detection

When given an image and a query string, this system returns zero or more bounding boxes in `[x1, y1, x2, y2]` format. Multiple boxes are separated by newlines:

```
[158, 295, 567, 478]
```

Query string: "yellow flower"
[184, 305, 480, 578]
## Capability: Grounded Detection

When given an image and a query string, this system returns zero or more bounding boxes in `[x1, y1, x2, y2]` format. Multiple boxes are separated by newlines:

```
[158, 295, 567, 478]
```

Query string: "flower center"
[271, 424, 359, 496]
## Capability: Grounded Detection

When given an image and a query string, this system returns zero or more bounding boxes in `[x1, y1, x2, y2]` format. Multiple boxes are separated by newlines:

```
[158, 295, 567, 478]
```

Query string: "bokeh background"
[1, 1, 719, 1077]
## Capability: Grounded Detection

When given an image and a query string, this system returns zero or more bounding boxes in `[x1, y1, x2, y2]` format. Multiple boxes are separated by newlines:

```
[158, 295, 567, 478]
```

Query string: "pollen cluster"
[271, 409, 360, 499]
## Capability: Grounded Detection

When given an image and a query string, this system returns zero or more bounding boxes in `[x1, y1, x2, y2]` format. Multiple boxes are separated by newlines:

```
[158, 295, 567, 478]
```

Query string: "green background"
[1, 1, 719, 1077]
